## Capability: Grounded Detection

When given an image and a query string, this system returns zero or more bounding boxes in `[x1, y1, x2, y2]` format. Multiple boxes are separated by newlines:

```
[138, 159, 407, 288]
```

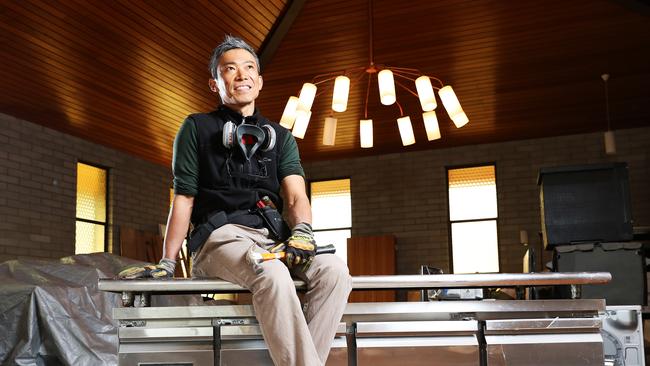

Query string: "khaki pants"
[192, 224, 352, 366]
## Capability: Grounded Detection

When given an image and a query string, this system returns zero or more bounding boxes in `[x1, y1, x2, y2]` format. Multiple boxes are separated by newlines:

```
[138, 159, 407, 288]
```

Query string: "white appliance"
[601, 305, 645, 366]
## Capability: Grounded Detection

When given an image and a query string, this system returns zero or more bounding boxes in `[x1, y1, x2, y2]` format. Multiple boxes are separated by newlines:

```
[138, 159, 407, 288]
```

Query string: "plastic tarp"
[0, 253, 203, 366]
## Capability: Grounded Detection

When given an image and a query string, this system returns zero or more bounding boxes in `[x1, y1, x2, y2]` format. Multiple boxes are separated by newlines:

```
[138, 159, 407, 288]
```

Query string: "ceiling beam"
[258, 0, 307, 70]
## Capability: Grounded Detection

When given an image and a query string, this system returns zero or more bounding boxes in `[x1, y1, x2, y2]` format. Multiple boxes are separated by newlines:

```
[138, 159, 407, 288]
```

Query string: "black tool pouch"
[258, 206, 290, 241]
[187, 211, 228, 253]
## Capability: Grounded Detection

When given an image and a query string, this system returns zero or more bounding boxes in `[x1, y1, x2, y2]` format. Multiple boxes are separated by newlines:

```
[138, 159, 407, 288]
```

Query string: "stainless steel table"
[100, 272, 612, 366]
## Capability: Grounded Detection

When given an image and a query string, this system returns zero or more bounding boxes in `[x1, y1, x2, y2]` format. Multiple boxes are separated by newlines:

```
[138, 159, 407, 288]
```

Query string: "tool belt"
[187, 204, 290, 254]
[187, 211, 226, 254]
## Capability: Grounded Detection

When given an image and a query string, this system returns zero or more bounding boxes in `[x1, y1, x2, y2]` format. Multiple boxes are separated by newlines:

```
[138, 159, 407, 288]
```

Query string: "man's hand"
[270, 222, 316, 269]
[117, 258, 176, 279]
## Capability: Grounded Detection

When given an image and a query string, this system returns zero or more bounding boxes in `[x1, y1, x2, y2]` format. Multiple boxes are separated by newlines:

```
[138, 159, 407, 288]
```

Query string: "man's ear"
[208, 78, 218, 93]
[258, 75, 263, 91]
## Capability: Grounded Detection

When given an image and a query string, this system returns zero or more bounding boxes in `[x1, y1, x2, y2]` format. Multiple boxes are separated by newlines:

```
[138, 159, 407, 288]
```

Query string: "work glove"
[270, 222, 316, 270]
[117, 258, 176, 279]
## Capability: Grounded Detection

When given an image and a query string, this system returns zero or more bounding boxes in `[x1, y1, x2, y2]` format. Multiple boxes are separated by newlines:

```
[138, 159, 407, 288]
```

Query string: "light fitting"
[601, 73, 616, 155]
[279, 0, 469, 148]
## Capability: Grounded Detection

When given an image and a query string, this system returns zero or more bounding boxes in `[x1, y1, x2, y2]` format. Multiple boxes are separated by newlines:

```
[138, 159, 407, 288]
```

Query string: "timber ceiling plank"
[1, 0, 648, 165]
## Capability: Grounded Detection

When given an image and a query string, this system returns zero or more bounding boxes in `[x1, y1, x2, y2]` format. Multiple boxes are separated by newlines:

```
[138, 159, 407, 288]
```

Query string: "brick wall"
[0, 113, 172, 262]
[1, 112, 648, 274]
[303, 127, 650, 275]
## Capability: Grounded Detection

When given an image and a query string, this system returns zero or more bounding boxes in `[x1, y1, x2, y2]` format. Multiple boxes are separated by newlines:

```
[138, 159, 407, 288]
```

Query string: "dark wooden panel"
[347, 235, 396, 302]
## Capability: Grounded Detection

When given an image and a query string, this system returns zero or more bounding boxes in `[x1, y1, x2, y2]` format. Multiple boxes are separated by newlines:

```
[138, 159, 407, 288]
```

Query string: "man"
[125, 35, 352, 366]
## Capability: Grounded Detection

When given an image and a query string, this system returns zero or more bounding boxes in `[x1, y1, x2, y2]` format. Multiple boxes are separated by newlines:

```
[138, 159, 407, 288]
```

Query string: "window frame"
[308, 177, 352, 261]
[445, 162, 500, 273]
[308, 176, 352, 233]
[75, 161, 109, 253]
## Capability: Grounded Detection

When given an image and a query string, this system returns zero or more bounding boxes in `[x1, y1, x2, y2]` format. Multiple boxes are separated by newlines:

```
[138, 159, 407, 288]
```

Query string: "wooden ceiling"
[2, 0, 649, 165]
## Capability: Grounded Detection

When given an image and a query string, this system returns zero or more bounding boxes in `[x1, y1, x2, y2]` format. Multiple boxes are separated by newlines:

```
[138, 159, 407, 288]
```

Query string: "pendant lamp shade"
[331, 76, 350, 113]
[323, 117, 337, 146]
[360, 119, 373, 148]
[292, 110, 312, 139]
[415, 76, 437, 112]
[422, 111, 441, 141]
[279, 96, 299, 129]
[396, 116, 415, 146]
[378, 69, 396, 105]
[439, 85, 469, 128]
[298, 83, 317, 111]
[604, 130, 616, 155]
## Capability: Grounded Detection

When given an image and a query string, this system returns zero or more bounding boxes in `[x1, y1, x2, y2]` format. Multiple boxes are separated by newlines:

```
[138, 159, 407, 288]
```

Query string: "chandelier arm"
[312, 66, 367, 82]
[386, 66, 422, 73]
[313, 75, 340, 86]
[352, 69, 367, 82]
[394, 79, 419, 98]
[389, 67, 445, 87]
[312, 72, 340, 80]
[395, 100, 404, 116]
[429, 76, 445, 88]
[350, 66, 369, 79]
[315, 90, 329, 98]
[391, 71, 417, 82]
[425, 75, 444, 88]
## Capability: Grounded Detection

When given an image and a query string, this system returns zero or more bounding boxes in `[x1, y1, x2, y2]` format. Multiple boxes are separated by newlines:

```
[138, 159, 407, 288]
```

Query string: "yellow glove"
[117, 258, 176, 279]
[270, 223, 316, 269]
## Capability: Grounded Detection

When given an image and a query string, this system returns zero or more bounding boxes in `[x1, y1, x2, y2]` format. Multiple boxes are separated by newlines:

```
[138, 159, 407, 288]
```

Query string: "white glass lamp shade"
[439, 85, 469, 128]
[292, 110, 312, 139]
[396, 116, 416, 146]
[519, 230, 529, 245]
[279, 96, 299, 129]
[323, 117, 337, 146]
[415, 76, 437, 111]
[422, 111, 441, 141]
[378, 69, 396, 105]
[360, 119, 373, 148]
[298, 83, 317, 111]
[604, 130, 616, 155]
[450, 111, 469, 128]
[331, 76, 350, 112]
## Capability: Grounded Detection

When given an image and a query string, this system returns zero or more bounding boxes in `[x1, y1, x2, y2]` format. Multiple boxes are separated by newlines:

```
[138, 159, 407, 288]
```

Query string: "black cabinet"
[538, 163, 633, 249]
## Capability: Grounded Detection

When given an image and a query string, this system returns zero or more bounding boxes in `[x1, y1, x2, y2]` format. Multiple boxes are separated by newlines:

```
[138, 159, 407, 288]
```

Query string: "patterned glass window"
[448, 165, 499, 273]
[75, 162, 107, 254]
[310, 179, 351, 263]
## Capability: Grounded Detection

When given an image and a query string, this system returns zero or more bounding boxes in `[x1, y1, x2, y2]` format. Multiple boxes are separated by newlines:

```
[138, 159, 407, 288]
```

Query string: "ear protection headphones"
[222, 121, 276, 159]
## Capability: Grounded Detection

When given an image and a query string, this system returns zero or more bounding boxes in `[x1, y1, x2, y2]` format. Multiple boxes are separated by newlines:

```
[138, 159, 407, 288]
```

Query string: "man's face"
[210, 48, 263, 113]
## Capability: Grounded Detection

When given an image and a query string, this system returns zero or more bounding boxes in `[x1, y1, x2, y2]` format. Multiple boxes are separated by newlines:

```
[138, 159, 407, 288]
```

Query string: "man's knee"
[315, 255, 353, 291]
[251, 260, 296, 296]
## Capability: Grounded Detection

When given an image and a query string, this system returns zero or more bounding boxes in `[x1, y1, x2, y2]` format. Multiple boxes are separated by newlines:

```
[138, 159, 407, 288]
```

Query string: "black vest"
[189, 106, 288, 228]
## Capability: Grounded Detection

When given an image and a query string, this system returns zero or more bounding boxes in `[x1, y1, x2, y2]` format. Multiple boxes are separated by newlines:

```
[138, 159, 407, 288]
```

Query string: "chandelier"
[278, 0, 469, 148]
